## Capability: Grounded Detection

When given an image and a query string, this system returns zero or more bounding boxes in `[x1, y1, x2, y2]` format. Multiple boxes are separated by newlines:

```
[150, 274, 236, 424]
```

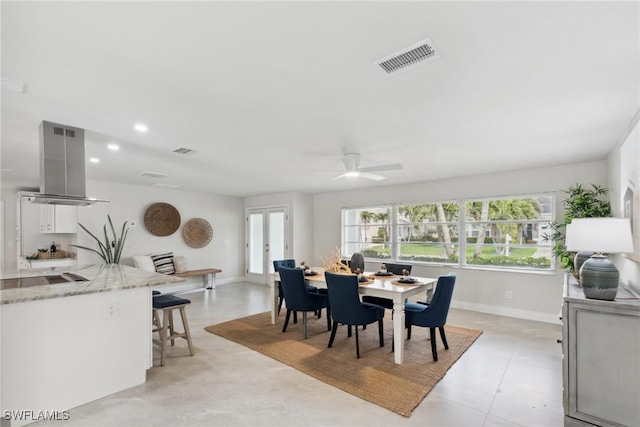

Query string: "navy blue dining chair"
[324, 271, 385, 358]
[404, 273, 456, 361]
[273, 259, 318, 319]
[279, 267, 330, 339]
[362, 263, 413, 312]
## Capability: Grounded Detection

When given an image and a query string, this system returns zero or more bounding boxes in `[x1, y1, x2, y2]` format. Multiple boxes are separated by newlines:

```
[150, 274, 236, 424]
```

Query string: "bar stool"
[152, 294, 194, 366]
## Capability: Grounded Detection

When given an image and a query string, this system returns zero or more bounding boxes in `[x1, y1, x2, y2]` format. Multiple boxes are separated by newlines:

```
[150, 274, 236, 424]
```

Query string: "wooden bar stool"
[152, 294, 194, 366]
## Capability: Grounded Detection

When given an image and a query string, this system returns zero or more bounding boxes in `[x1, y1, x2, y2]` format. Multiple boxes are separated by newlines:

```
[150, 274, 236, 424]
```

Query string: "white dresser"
[562, 274, 640, 426]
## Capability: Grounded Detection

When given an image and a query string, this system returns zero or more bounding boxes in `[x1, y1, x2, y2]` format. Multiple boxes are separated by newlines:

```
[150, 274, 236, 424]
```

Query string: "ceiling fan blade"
[360, 172, 386, 181]
[358, 163, 403, 173]
[331, 173, 348, 181]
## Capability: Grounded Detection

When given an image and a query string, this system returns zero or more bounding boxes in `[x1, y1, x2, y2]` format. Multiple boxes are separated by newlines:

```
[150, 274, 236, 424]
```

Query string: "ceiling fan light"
[345, 171, 360, 178]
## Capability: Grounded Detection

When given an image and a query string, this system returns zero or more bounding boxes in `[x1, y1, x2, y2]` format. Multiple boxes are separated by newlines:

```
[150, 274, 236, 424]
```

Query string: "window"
[341, 194, 554, 272]
[342, 206, 392, 259]
[464, 196, 553, 270]
[397, 202, 459, 265]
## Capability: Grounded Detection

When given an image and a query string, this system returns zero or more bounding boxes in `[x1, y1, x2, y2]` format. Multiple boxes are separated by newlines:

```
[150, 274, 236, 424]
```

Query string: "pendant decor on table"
[144, 202, 181, 236]
[182, 218, 213, 248]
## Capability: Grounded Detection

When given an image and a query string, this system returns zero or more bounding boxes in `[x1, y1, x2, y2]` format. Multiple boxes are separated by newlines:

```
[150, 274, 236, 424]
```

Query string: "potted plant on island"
[544, 183, 611, 277]
[72, 215, 130, 264]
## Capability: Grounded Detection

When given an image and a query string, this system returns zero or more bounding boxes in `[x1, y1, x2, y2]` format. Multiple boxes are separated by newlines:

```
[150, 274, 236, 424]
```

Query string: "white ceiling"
[2, 1, 639, 197]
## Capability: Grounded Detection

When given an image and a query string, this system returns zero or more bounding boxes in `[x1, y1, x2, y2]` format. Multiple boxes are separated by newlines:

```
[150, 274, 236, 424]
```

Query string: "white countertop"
[0, 264, 184, 305]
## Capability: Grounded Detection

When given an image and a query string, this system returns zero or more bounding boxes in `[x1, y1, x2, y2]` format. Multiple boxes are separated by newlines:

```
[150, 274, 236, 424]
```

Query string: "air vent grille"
[172, 147, 193, 155]
[138, 171, 168, 179]
[153, 183, 181, 189]
[52, 127, 75, 137]
[375, 39, 441, 76]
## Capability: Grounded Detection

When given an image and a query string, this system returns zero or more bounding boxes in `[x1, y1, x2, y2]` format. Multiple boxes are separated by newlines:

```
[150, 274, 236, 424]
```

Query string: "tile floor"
[34, 282, 564, 427]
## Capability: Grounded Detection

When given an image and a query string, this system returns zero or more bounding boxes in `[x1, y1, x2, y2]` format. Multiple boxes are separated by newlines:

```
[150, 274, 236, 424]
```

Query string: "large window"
[341, 194, 554, 272]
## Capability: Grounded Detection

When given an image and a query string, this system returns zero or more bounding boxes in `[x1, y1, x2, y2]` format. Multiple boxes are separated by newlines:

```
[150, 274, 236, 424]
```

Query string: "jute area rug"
[205, 312, 482, 417]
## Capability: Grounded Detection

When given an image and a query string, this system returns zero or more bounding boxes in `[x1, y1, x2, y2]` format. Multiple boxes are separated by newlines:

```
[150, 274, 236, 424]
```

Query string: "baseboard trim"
[451, 300, 561, 324]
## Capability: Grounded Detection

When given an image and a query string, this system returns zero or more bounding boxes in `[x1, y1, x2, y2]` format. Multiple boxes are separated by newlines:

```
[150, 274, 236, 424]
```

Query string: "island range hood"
[24, 121, 108, 206]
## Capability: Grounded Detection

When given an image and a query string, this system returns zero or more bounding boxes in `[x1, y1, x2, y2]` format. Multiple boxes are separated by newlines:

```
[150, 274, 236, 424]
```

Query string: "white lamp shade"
[565, 217, 633, 253]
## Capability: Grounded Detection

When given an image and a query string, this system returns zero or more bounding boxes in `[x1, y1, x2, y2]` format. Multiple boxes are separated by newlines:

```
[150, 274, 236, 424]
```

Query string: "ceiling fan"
[331, 153, 403, 181]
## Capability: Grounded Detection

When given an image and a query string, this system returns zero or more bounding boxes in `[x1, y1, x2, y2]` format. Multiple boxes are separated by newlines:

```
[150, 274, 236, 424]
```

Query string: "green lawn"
[374, 244, 537, 259]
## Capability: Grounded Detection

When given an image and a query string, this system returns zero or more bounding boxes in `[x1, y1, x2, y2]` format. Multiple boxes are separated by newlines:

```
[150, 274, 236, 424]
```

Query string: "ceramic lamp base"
[579, 254, 619, 301]
[573, 251, 594, 282]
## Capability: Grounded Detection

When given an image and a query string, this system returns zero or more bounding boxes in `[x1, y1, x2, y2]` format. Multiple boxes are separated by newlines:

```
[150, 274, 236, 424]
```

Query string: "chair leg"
[326, 306, 331, 331]
[355, 325, 360, 358]
[439, 326, 449, 350]
[302, 312, 308, 340]
[348, 324, 352, 337]
[282, 309, 292, 333]
[328, 320, 338, 348]
[160, 309, 169, 366]
[430, 327, 438, 361]
[179, 306, 195, 356]
[407, 325, 412, 340]
[277, 296, 284, 316]
[168, 310, 175, 346]
[378, 319, 384, 347]
[293, 311, 298, 324]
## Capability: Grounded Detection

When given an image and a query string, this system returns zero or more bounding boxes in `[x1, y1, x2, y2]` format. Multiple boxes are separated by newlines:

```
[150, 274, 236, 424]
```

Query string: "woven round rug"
[144, 203, 181, 236]
[182, 218, 213, 248]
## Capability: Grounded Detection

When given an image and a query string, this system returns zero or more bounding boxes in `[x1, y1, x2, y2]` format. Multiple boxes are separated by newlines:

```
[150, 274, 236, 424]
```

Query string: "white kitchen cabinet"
[40, 204, 77, 233]
[562, 274, 640, 426]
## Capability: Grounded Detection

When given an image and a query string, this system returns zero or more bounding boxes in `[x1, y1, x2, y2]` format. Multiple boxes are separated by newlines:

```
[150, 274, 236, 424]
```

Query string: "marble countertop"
[0, 264, 185, 305]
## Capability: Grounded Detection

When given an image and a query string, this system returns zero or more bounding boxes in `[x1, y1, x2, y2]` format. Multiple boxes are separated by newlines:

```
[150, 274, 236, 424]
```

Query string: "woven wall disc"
[144, 203, 181, 236]
[182, 218, 213, 248]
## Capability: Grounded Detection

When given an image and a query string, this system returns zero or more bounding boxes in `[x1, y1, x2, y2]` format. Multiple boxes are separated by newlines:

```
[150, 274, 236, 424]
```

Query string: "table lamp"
[565, 217, 633, 300]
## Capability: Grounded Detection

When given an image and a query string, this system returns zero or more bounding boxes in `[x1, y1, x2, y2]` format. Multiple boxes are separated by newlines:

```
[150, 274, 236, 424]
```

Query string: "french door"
[246, 207, 288, 285]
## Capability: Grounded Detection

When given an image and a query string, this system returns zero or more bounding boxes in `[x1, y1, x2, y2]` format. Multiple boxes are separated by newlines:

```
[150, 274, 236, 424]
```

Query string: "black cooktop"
[0, 274, 86, 290]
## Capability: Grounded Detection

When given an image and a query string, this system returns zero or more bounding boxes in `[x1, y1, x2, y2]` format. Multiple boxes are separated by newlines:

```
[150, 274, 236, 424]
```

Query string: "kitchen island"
[0, 264, 183, 427]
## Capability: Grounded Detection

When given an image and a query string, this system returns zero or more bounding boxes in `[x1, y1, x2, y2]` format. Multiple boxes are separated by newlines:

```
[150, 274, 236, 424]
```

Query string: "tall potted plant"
[72, 215, 130, 264]
[544, 184, 611, 273]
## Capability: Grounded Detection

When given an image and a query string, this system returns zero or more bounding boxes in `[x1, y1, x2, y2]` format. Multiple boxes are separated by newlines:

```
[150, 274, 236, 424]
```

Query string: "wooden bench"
[175, 268, 221, 289]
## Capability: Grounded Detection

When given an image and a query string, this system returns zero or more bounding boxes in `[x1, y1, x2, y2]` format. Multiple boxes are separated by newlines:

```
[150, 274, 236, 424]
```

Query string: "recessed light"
[107, 144, 120, 151]
[89, 158, 100, 163]
[134, 123, 148, 132]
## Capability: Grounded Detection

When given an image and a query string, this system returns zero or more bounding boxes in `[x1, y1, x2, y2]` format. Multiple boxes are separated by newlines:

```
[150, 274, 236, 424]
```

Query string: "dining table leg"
[393, 300, 405, 364]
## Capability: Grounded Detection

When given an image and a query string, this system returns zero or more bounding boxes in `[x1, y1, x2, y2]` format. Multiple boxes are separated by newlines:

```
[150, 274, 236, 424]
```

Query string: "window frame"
[341, 193, 555, 273]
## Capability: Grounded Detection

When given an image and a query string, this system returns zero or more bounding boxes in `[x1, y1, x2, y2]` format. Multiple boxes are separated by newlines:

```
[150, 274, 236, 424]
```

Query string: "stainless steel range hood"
[26, 121, 108, 206]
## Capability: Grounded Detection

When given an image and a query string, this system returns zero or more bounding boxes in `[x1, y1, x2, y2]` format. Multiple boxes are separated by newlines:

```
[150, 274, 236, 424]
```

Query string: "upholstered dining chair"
[324, 271, 385, 358]
[362, 263, 413, 312]
[404, 273, 457, 362]
[273, 259, 318, 318]
[279, 267, 331, 339]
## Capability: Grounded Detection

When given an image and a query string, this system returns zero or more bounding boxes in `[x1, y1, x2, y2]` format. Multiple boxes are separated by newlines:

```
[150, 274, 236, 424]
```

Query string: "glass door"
[246, 207, 288, 284]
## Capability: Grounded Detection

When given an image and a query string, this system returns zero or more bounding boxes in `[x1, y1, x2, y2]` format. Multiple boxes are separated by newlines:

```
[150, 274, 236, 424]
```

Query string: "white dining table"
[270, 267, 437, 364]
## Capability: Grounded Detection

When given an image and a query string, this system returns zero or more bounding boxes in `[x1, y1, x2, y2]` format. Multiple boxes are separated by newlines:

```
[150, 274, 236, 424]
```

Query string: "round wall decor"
[182, 218, 213, 248]
[144, 203, 181, 236]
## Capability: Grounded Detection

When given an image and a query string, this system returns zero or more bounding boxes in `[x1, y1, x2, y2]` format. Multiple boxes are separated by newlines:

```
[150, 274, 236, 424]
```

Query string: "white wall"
[607, 110, 640, 293]
[312, 161, 608, 324]
[1, 180, 245, 283]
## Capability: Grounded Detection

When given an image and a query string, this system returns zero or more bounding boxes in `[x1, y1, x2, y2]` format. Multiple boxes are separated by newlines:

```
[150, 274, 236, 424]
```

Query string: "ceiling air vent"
[138, 171, 168, 179]
[171, 147, 193, 155]
[375, 39, 441, 76]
